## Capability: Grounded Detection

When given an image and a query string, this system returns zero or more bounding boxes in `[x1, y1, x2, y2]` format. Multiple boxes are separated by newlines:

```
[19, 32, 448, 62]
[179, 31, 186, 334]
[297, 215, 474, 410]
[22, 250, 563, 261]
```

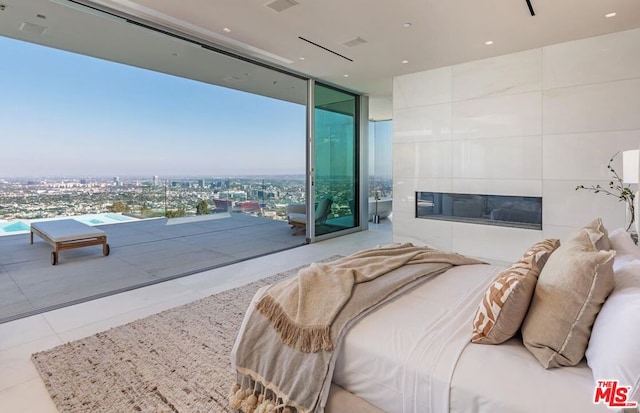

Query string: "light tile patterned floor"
[0, 221, 392, 412]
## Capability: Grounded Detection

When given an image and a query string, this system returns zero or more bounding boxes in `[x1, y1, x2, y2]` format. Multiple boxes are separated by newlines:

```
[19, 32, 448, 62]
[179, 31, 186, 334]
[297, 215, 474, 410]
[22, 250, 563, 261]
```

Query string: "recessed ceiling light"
[343, 74, 349, 77]
[605, 12, 616, 18]
[485, 40, 494, 45]
[403, 22, 412, 28]
[401, 60, 408, 64]
[223, 27, 231, 33]
[299, 57, 305, 61]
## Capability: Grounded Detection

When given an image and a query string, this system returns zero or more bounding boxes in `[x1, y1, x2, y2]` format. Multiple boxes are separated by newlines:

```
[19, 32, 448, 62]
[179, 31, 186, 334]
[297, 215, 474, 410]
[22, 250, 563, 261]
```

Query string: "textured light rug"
[32, 257, 341, 413]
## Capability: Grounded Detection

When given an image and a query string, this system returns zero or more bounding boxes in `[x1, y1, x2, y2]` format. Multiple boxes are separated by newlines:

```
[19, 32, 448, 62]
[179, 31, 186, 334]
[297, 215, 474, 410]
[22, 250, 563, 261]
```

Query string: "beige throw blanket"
[257, 243, 484, 353]
[231, 243, 485, 413]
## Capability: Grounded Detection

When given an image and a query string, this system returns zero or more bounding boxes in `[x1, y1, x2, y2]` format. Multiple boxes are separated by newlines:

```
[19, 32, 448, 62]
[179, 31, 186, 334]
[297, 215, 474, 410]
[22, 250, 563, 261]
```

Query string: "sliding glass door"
[313, 83, 359, 237]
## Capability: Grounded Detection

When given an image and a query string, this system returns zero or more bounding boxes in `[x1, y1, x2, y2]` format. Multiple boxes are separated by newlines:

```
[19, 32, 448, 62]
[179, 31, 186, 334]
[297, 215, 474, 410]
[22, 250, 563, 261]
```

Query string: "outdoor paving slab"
[100, 232, 163, 247]
[145, 250, 239, 278]
[0, 276, 34, 319]
[112, 239, 193, 258]
[0, 235, 50, 265]
[12, 259, 154, 310]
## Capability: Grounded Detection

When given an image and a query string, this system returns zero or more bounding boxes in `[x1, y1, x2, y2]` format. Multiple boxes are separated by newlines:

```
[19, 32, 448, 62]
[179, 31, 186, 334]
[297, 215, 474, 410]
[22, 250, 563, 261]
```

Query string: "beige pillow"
[471, 239, 560, 345]
[521, 229, 615, 368]
[583, 217, 611, 250]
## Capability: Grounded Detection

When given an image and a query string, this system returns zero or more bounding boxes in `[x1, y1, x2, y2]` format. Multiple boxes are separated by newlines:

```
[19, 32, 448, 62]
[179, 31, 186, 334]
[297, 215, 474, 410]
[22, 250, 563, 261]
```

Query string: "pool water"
[0, 213, 138, 236]
[0, 221, 30, 233]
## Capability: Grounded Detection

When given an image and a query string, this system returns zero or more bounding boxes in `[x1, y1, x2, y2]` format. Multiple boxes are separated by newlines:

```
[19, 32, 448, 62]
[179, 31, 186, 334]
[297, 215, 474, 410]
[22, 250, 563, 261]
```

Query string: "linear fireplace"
[416, 192, 542, 230]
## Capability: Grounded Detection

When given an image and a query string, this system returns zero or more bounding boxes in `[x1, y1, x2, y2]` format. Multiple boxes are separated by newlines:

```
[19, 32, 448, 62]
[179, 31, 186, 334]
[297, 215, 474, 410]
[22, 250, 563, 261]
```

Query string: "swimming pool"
[0, 221, 31, 233]
[0, 213, 139, 237]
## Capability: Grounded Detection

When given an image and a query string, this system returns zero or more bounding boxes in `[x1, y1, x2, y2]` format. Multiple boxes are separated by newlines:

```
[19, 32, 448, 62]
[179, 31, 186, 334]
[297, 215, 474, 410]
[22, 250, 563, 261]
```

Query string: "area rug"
[31, 256, 342, 413]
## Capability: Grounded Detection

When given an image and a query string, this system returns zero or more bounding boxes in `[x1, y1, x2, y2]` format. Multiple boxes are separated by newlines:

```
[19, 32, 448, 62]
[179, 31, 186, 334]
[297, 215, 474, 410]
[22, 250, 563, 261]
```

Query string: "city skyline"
[0, 36, 306, 177]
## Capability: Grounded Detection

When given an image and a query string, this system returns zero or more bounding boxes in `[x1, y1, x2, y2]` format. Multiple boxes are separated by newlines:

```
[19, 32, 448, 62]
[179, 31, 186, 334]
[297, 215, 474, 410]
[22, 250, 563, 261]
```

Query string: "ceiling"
[1, 0, 640, 119]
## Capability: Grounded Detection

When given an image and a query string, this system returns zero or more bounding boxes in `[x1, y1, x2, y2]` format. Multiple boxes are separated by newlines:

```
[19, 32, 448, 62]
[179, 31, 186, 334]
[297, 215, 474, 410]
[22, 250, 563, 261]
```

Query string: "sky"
[0, 36, 306, 178]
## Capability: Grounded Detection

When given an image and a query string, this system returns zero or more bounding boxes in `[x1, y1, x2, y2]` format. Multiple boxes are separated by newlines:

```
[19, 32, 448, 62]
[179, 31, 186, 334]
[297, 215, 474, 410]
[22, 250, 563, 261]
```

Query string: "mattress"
[332, 264, 609, 413]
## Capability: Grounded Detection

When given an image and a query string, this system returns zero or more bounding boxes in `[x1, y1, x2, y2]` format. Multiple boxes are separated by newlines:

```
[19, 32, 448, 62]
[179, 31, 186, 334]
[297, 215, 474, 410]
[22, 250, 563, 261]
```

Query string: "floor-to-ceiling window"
[0, 1, 314, 322]
[0, 0, 372, 323]
[313, 83, 359, 236]
[368, 120, 393, 221]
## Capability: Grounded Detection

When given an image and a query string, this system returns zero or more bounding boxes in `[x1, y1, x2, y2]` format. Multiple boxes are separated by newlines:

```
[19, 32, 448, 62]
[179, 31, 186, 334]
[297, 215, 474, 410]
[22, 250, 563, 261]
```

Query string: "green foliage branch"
[576, 152, 636, 231]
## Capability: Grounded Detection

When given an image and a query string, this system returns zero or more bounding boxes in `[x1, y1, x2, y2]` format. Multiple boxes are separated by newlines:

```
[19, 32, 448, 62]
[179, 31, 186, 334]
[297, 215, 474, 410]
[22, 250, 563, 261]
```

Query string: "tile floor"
[0, 221, 392, 412]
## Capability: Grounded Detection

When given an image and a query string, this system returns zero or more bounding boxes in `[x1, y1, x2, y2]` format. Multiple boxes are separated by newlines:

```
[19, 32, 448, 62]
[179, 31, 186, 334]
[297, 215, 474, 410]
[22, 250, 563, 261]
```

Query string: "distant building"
[153, 176, 159, 186]
[240, 201, 261, 213]
[212, 199, 232, 212]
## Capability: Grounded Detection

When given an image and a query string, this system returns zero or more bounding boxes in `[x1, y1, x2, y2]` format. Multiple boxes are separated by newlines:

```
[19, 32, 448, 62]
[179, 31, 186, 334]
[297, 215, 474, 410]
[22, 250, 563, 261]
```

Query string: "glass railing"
[0, 176, 307, 235]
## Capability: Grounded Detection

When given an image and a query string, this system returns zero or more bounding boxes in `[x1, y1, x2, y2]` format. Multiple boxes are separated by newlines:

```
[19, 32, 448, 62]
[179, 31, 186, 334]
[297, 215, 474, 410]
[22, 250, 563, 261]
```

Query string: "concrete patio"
[0, 213, 304, 323]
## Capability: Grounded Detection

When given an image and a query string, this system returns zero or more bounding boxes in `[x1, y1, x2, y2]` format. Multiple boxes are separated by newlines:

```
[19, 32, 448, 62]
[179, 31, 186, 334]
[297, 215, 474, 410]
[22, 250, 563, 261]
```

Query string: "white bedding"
[451, 337, 606, 413]
[332, 264, 609, 413]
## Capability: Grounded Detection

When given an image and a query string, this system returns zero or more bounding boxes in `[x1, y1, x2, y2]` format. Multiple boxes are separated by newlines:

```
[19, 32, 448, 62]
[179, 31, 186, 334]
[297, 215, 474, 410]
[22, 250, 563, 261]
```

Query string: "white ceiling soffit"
[1, 0, 640, 108]
[93, 0, 295, 65]
[90, 0, 640, 99]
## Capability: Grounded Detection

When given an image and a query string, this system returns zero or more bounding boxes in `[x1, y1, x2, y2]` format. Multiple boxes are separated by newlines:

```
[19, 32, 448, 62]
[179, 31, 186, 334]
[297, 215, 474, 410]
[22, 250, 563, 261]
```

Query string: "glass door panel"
[313, 83, 358, 236]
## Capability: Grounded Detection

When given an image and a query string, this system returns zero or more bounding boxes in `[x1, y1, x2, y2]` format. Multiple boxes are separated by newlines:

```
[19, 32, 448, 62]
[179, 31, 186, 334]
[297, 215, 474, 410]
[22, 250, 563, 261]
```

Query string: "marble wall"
[392, 28, 640, 263]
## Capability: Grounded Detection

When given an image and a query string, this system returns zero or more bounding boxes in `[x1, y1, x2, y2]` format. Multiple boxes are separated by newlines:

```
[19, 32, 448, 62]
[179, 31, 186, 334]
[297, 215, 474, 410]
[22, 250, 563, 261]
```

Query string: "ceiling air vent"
[19, 22, 47, 36]
[342, 37, 367, 48]
[223, 73, 250, 82]
[223, 76, 242, 82]
[265, 0, 299, 13]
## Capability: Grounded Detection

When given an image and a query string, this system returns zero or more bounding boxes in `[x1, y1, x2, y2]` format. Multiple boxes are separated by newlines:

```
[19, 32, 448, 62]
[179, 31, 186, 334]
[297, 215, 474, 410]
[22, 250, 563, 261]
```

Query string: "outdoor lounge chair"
[30, 219, 110, 265]
[287, 197, 333, 235]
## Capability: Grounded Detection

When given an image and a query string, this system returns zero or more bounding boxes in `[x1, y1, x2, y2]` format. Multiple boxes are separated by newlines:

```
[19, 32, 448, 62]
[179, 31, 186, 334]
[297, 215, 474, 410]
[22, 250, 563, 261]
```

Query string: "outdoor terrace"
[0, 213, 305, 323]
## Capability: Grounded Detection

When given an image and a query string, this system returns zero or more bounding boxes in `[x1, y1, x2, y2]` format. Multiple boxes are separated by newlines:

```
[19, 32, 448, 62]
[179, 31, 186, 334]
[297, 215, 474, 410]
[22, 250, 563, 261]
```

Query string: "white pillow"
[586, 259, 640, 404]
[608, 228, 640, 270]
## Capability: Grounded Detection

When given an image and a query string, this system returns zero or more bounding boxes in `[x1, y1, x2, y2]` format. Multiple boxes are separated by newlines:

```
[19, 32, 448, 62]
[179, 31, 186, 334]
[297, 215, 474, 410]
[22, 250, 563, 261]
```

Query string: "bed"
[332, 264, 607, 413]
[232, 222, 639, 413]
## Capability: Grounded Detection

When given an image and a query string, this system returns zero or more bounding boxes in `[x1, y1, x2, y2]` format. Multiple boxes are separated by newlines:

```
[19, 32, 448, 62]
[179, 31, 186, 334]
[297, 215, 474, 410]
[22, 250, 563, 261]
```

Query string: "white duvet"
[332, 264, 610, 413]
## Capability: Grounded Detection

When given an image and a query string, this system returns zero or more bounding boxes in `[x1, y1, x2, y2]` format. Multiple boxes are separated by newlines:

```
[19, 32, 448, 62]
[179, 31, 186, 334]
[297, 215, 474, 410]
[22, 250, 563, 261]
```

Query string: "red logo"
[594, 380, 638, 408]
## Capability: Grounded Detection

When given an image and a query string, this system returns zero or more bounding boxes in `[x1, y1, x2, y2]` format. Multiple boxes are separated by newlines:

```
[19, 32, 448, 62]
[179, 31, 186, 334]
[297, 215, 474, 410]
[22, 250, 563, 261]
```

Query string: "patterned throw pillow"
[471, 239, 560, 345]
[520, 238, 561, 268]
